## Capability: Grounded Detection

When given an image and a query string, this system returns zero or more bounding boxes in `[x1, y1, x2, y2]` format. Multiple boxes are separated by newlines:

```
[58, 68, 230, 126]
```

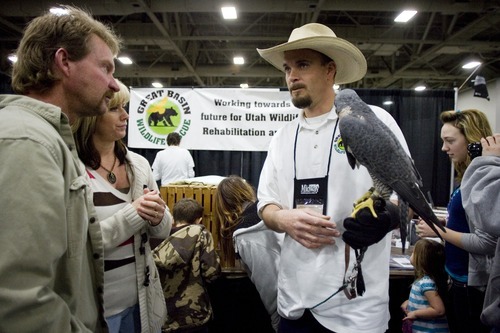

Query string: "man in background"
[153, 132, 195, 186]
[0, 5, 121, 332]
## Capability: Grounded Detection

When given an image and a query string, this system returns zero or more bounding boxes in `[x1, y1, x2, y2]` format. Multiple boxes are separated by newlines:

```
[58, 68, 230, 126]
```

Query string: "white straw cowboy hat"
[257, 23, 367, 84]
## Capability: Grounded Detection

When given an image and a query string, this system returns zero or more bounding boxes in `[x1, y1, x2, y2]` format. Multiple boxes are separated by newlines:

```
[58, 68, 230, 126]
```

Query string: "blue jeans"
[106, 304, 141, 333]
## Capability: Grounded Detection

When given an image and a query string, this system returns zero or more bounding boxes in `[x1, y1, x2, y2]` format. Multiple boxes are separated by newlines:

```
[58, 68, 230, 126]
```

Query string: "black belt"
[104, 256, 136, 271]
[451, 278, 468, 288]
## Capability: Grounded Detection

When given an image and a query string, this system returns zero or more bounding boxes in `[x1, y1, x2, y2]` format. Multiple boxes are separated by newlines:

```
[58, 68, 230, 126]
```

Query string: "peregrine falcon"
[335, 89, 445, 251]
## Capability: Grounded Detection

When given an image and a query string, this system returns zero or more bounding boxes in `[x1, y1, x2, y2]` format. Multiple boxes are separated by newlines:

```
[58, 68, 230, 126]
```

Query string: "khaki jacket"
[0, 95, 106, 332]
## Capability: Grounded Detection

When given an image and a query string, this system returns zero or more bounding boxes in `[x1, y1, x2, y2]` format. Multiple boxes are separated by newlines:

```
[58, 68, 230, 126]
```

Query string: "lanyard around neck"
[293, 117, 339, 178]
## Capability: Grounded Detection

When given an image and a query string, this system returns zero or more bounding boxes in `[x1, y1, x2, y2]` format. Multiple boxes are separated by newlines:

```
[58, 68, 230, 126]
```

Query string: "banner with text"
[128, 88, 300, 151]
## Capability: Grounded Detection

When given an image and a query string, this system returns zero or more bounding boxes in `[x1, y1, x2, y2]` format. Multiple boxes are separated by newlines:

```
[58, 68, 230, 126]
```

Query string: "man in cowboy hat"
[256, 23, 410, 332]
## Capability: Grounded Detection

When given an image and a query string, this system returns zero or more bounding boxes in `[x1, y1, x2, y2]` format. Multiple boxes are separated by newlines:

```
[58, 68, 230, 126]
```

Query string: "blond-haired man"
[0, 6, 121, 332]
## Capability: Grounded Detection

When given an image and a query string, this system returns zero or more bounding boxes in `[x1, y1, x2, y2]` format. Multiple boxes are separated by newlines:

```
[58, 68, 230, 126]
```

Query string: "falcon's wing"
[336, 89, 445, 242]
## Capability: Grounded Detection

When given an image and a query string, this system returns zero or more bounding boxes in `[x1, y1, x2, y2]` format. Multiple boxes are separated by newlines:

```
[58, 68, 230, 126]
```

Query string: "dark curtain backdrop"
[355, 89, 454, 207]
[129, 88, 454, 208]
[129, 148, 267, 189]
[0, 73, 13, 94]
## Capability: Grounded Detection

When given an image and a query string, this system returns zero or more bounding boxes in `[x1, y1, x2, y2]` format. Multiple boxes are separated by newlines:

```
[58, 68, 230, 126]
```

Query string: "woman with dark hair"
[73, 79, 172, 333]
[213, 175, 282, 332]
[215, 175, 260, 267]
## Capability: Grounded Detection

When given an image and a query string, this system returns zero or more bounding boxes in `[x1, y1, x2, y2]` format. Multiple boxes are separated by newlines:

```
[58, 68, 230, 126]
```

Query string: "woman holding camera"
[416, 109, 495, 333]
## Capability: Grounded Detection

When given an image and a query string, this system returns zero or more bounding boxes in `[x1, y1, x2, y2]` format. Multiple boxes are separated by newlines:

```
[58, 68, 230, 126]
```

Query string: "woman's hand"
[132, 188, 167, 226]
[481, 134, 500, 157]
[416, 217, 445, 238]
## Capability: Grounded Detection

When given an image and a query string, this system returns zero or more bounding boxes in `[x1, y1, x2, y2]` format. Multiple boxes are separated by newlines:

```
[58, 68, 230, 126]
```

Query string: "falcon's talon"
[351, 197, 378, 218]
[351, 188, 380, 218]
[353, 188, 374, 206]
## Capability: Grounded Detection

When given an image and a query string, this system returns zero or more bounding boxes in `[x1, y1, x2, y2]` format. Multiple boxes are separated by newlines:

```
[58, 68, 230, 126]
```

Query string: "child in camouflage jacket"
[153, 198, 221, 332]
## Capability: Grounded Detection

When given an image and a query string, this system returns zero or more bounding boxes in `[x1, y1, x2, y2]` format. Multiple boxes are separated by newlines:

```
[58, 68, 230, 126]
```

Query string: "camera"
[467, 142, 482, 160]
